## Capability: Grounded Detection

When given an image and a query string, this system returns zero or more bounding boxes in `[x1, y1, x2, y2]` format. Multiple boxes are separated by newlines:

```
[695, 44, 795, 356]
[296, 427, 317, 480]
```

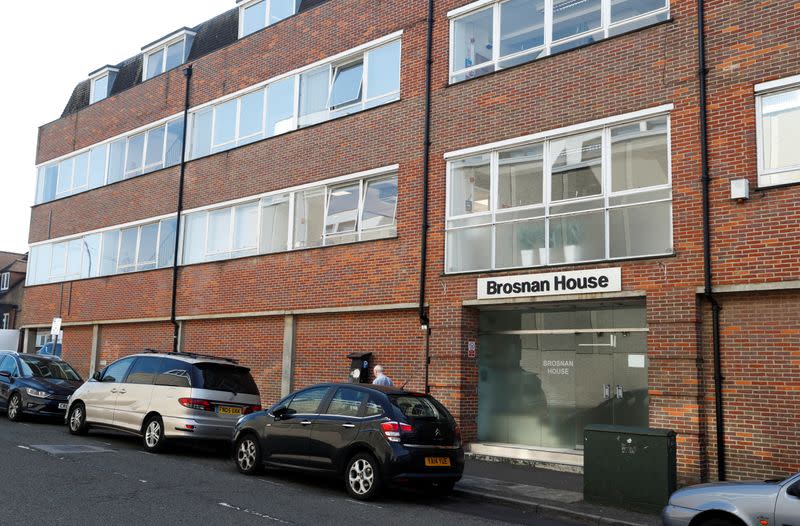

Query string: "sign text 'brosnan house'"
[477, 268, 622, 300]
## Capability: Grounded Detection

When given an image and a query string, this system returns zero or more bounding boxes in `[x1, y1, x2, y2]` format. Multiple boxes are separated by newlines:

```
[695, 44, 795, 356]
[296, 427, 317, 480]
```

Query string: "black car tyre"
[235, 434, 262, 475]
[700, 518, 739, 526]
[68, 403, 89, 435]
[7, 393, 22, 422]
[345, 452, 382, 500]
[142, 415, 166, 453]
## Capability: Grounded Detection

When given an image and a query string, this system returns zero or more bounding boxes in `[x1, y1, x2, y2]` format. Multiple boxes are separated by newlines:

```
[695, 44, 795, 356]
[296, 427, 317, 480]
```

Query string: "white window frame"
[238, 0, 301, 39]
[142, 31, 195, 82]
[448, 0, 670, 83]
[1, 313, 9, 330]
[90, 74, 109, 104]
[755, 75, 800, 188]
[444, 107, 673, 274]
[0, 272, 10, 291]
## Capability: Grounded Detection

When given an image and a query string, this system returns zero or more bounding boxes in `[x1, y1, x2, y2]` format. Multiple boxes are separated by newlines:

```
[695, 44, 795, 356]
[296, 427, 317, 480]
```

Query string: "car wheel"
[235, 434, 262, 475]
[68, 403, 89, 435]
[345, 452, 382, 500]
[142, 415, 166, 453]
[699, 518, 739, 526]
[7, 393, 22, 422]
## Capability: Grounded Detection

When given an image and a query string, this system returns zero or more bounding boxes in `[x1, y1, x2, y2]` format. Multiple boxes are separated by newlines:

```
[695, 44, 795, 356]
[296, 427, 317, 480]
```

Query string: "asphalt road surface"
[0, 415, 589, 526]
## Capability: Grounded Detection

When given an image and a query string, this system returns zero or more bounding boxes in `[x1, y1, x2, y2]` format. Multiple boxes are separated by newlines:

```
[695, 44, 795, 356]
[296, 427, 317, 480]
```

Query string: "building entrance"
[477, 301, 648, 451]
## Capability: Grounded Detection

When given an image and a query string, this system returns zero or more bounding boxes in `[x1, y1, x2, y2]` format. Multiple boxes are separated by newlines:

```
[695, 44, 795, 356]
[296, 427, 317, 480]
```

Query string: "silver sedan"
[662, 471, 800, 526]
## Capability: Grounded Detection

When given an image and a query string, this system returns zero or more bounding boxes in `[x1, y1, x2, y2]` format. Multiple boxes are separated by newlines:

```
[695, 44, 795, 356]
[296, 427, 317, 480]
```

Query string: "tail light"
[242, 405, 262, 415]
[380, 421, 413, 443]
[178, 398, 214, 411]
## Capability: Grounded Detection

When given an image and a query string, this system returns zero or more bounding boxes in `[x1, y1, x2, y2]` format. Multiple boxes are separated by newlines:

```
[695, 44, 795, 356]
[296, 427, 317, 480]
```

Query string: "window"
[756, 79, 800, 187]
[90, 74, 109, 104]
[365, 396, 384, 417]
[287, 387, 330, 414]
[126, 357, 162, 385]
[449, 0, 669, 83]
[325, 388, 367, 417]
[445, 113, 672, 273]
[143, 33, 194, 81]
[155, 358, 192, 387]
[239, 0, 300, 38]
[1, 314, 9, 330]
[0, 272, 9, 291]
[101, 357, 136, 383]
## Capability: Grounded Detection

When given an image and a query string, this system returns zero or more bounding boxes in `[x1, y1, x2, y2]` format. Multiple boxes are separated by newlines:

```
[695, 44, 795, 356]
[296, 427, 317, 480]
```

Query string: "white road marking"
[218, 502, 291, 524]
[259, 479, 284, 487]
[347, 499, 384, 509]
[17, 445, 33, 451]
[139, 480, 147, 483]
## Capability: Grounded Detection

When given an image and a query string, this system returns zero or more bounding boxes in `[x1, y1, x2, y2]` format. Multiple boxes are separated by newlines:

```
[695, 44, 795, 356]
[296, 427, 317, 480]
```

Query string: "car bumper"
[22, 396, 69, 417]
[162, 415, 237, 441]
[384, 445, 465, 484]
[661, 504, 698, 526]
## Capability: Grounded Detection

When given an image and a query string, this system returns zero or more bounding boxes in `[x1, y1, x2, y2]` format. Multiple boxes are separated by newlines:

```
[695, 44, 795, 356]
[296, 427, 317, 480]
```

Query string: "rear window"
[194, 363, 259, 395]
[390, 395, 447, 420]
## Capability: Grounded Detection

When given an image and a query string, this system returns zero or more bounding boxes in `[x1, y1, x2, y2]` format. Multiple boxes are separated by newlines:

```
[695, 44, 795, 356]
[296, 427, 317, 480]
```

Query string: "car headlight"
[26, 388, 50, 399]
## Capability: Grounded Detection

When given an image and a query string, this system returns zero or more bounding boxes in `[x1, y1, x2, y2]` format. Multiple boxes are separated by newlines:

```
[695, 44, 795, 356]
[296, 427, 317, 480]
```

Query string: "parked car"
[0, 351, 83, 421]
[66, 351, 261, 452]
[662, 471, 800, 526]
[232, 383, 464, 500]
[37, 342, 62, 358]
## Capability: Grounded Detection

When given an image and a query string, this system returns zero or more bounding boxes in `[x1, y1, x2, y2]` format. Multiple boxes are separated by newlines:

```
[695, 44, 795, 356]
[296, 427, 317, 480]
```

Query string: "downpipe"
[419, 0, 434, 393]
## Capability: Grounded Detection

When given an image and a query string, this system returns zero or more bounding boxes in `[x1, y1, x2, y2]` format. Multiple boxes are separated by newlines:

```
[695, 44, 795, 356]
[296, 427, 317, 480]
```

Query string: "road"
[0, 415, 588, 526]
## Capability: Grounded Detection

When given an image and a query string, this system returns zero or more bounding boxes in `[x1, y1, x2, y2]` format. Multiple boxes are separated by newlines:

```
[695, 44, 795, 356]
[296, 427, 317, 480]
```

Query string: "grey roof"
[60, 0, 329, 118]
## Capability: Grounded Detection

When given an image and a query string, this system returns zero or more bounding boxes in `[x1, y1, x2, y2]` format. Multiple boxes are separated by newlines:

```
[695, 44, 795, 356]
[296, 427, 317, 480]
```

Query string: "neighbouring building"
[21, 0, 800, 484]
[0, 252, 27, 334]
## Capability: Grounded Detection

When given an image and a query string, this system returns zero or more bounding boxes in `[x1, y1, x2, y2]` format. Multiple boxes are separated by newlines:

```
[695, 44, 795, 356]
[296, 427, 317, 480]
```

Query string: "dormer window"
[142, 29, 196, 81]
[238, 0, 300, 38]
[88, 66, 119, 104]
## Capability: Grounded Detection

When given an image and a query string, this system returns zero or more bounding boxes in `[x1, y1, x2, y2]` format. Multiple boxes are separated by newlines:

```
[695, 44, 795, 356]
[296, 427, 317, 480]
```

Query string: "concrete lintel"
[696, 280, 800, 295]
[19, 316, 171, 330]
[281, 315, 295, 398]
[89, 325, 100, 376]
[463, 290, 646, 307]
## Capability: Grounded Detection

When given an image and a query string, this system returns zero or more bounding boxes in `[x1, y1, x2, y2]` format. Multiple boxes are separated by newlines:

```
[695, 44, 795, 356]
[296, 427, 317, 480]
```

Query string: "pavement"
[459, 456, 663, 526]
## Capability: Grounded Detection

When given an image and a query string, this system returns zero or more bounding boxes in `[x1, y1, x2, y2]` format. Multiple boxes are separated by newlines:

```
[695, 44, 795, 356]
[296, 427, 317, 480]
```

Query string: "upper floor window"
[448, 0, 669, 83]
[88, 66, 119, 104]
[142, 30, 195, 81]
[756, 76, 800, 187]
[445, 110, 672, 273]
[239, 0, 300, 38]
[0, 272, 9, 291]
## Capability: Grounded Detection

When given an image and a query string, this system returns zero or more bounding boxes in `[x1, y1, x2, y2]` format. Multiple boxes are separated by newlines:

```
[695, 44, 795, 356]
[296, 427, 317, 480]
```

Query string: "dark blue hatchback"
[0, 352, 83, 421]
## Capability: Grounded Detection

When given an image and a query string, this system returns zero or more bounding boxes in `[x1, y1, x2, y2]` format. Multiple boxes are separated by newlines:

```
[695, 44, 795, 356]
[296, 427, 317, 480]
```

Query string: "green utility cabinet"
[584, 425, 677, 513]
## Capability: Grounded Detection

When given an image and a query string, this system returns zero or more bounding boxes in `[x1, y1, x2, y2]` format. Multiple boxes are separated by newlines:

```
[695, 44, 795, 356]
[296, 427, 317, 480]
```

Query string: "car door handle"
[342, 423, 355, 429]
[110, 389, 118, 393]
[300, 420, 312, 426]
[118, 390, 127, 394]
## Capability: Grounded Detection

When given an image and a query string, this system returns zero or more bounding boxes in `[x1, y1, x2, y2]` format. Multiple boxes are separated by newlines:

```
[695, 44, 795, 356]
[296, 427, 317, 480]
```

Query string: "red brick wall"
[61, 325, 94, 379]
[97, 322, 173, 365]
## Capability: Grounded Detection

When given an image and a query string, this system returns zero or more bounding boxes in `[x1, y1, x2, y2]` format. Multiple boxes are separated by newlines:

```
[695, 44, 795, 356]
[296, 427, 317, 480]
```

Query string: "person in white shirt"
[372, 365, 394, 386]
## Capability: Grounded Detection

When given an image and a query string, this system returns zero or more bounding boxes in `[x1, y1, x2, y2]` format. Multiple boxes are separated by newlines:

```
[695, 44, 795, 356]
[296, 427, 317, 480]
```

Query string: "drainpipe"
[697, 0, 726, 481]
[171, 65, 193, 353]
[419, 0, 434, 393]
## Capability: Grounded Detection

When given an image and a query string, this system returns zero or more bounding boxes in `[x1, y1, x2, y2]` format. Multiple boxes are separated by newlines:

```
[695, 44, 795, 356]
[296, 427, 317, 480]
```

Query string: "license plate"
[218, 406, 242, 416]
[425, 457, 451, 467]
[58, 403, 68, 410]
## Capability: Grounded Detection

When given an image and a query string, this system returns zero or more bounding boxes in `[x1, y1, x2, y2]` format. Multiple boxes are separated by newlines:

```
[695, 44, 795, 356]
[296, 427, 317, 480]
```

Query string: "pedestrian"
[372, 365, 394, 386]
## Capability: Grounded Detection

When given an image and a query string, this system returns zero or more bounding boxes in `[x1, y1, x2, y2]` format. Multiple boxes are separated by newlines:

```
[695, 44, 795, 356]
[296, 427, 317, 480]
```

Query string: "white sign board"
[477, 268, 622, 300]
[50, 317, 63, 336]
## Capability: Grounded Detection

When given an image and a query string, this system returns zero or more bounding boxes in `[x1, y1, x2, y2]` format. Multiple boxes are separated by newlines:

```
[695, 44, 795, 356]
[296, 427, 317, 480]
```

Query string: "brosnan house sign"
[477, 268, 622, 300]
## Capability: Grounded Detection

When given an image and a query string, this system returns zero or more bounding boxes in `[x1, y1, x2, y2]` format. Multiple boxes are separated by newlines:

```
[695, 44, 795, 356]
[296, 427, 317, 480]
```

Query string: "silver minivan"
[66, 351, 262, 452]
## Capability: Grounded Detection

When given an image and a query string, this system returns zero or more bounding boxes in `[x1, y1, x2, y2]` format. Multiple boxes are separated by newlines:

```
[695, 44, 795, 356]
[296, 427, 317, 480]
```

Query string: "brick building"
[20, 0, 800, 484]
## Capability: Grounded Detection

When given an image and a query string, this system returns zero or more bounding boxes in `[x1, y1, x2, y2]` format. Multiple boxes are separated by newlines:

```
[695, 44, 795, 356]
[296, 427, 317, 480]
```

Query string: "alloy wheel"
[237, 439, 257, 471]
[69, 406, 83, 432]
[8, 395, 19, 420]
[348, 458, 374, 496]
[145, 420, 161, 448]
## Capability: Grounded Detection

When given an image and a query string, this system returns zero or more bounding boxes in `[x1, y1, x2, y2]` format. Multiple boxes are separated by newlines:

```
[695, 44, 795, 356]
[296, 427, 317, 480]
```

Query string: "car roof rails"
[168, 350, 239, 365]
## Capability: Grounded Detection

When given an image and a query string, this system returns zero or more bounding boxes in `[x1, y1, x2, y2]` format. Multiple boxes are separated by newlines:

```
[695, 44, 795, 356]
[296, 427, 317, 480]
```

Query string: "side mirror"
[272, 407, 295, 420]
[92, 371, 102, 381]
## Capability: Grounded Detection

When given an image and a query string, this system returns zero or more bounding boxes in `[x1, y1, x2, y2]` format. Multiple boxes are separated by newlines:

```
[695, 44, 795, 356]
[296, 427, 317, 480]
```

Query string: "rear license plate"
[425, 457, 451, 467]
[58, 403, 68, 410]
[217, 406, 242, 416]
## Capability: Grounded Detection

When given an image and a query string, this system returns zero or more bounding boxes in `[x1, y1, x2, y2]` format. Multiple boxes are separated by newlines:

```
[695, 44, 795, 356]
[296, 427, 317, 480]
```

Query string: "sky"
[0, 0, 230, 254]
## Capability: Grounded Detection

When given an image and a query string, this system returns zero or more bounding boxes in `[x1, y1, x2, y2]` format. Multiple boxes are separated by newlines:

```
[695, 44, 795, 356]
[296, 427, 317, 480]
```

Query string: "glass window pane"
[165, 41, 184, 71]
[118, 228, 139, 270]
[73, 152, 90, 189]
[212, 100, 237, 151]
[57, 158, 73, 195]
[92, 75, 108, 104]
[500, 0, 545, 57]
[66, 239, 83, 277]
[761, 89, 800, 172]
[267, 77, 296, 136]
[299, 66, 330, 127]
[552, 0, 601, 41]
[183, 212, 207, 264]
[496, 219, 546, 268]
[326, 388, 367, 417]
[125, 133, 145, 177]
[242, 0, 267, 37]
[100, 231, 119, 276]
[611, 0, 667, 24]
[145, 126, 166, 171]
[260, 195, 290, 253]
[234, 203, 259, 251]
[611, 202, 671, 258]
[207, 208, 232, 255]
[158, 218, 177, 268]
[366, 41, 401, 99]
[499, 144, 543, 209]
[270, 0, 298, 24]
[82, 234, 102, 278]
[453, 8, 494, 72]
[50, 243, 67, 278]
[293, 188, 325, 249]
[239, 90, 265, 140]
[191, 110, 213, 159]
[329, 61, 363, 109]
[107, 139, 126, 183]
[361, 177, 398, 230]
[446, 226, 492, 272]
[165, 118, 184, 167]
[550, 131, 603, 201]
[611, 117, 669, 192]
[326, 183, 360, 235]
[450, 154, 491, 216]
[146, 49, 164, 79]
[89, 145, 108, 189]
[43, 165, 58, 202]
[549, 211, 605, 264]
[33, 245, 52, 285]
[137, 223, 159, 269]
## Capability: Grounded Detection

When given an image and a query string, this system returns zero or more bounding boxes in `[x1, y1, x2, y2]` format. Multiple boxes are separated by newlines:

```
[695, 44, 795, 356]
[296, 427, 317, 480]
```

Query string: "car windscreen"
[389, 395, 449, 421]
[20, 356, 82, 381]
[194, 363, 259, 395]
